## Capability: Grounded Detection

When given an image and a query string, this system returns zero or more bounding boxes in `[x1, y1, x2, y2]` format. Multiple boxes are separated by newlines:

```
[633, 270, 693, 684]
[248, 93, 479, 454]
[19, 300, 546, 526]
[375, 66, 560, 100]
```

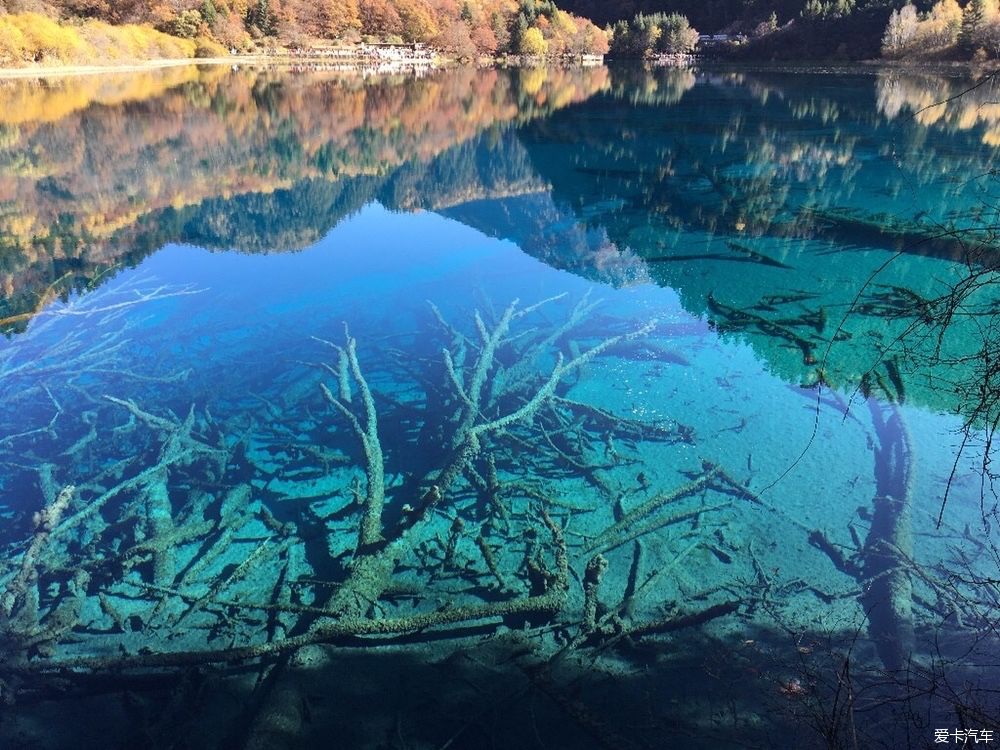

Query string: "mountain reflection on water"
[3, 65, 999, 412]
[2, 64, 1000, 749]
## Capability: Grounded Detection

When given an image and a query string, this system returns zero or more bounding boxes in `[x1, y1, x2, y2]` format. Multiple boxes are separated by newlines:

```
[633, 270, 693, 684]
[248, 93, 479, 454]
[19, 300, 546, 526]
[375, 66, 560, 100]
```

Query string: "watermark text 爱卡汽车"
[935, 729, 995, 744]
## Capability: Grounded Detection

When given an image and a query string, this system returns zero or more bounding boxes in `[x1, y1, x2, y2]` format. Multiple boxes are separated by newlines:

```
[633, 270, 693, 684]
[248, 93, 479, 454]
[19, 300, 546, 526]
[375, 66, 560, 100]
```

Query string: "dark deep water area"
[1, 63, 1000, 749]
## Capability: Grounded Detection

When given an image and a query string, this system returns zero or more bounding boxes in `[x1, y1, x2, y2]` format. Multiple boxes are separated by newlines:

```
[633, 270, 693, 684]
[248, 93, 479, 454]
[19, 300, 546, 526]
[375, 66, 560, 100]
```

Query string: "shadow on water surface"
[1, 64, 1000, 749]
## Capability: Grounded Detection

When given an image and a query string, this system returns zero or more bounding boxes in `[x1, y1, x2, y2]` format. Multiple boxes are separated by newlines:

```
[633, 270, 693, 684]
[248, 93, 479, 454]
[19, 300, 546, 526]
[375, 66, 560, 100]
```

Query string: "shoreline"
[0, 53, 467, 81]
[0, 53, 996, 81]
[0, 56, 245, 80]
[0, 54, 594, 81]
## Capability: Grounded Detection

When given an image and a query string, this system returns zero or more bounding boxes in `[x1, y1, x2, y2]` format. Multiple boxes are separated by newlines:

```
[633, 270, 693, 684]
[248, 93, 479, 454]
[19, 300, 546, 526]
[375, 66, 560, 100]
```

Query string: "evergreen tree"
[608, 11, 697, 57]
[511, 13, 529, 50]
[246, 0, 278, 36]
[801, 0, 826, 22]
[831, 0, 854, 19]
[959, 0, 997, 51]
[200, 0, 218, 27]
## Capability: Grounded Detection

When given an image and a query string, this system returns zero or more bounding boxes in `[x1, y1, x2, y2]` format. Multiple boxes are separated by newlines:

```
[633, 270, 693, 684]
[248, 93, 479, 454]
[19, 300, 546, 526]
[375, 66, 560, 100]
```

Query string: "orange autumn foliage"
[0, 0, 606, 62]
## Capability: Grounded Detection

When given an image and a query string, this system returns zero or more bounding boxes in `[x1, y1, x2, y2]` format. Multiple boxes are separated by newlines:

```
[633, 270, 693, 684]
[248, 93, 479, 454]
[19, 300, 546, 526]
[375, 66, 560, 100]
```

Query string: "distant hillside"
[573, 0, 993, 63]
[559, 0, 885, 32]
[0, 64, 610, 327]
[0, 0, 608, 66]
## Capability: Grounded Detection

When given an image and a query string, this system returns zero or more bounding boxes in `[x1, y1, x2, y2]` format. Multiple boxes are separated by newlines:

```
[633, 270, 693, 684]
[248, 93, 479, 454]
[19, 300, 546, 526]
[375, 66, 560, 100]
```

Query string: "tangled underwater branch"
[2, 287, 999, 747]
[0, 292, 743, 702]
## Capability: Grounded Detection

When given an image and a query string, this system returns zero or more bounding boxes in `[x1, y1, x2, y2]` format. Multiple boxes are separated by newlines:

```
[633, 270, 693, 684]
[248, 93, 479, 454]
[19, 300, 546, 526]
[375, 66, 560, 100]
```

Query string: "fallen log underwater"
[0, 293, 749, 734]
[794, 207, 1000, 268]
[860, 396, 916, 672]
[803, 380, 919, 672]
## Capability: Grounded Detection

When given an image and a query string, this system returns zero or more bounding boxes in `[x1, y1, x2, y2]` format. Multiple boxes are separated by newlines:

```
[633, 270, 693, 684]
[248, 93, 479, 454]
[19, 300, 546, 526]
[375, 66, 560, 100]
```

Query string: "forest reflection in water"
[5, 62, 996, 413]
[1, 64, 1000, 749]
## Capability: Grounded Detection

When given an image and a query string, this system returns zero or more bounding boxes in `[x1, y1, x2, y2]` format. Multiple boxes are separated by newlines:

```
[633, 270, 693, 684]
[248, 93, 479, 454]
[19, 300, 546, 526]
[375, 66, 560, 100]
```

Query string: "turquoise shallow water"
[1, 64, 999, 749]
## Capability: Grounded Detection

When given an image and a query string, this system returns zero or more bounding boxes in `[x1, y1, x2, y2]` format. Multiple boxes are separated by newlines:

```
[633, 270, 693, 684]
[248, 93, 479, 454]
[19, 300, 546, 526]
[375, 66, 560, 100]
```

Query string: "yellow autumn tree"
[11, 13, 90, 62]
[395, 0, 439, 42]
[0, 16, 28, 64]
[519, 25, 547, 55]
[918, 0, 962, 48]
[327, 0, 362, 37]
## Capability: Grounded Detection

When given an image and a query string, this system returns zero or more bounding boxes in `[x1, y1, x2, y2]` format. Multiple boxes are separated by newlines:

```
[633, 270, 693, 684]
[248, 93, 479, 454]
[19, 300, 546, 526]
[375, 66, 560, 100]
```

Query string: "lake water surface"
[1, 63, 999, 749]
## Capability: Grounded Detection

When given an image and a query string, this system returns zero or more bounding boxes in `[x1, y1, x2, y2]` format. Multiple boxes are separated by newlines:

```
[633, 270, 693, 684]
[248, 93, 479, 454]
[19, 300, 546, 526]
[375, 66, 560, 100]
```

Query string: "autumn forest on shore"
[2, 0, 1000, 69]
